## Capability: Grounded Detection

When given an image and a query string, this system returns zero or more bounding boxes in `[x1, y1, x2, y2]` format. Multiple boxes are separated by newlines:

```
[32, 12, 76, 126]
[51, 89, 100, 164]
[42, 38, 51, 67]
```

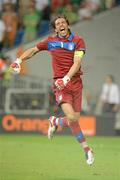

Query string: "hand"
[10, 58, 22, 74]
[55, 75, 70, 90]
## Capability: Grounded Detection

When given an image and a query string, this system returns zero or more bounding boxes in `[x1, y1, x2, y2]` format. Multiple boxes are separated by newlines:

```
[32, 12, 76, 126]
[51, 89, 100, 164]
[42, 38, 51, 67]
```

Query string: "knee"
[66, 113, 79, 122]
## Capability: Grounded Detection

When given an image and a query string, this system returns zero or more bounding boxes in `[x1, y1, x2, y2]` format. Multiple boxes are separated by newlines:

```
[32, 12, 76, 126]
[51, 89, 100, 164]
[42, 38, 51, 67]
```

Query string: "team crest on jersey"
[68, 43, 74, 51]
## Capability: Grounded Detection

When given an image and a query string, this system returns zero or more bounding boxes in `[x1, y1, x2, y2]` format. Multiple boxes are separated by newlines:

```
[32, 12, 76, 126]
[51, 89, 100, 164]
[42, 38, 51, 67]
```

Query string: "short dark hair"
[51, 14, 69, 29]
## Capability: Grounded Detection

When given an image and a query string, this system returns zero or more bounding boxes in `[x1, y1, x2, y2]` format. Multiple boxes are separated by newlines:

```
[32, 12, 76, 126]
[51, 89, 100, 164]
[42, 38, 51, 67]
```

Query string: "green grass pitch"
[0, 135, 120, 180]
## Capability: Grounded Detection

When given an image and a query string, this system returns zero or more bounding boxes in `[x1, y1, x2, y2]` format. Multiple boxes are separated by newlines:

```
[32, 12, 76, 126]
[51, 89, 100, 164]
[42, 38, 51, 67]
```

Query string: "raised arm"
[10, 46, 39, 73]
[19, 46, 39, 61]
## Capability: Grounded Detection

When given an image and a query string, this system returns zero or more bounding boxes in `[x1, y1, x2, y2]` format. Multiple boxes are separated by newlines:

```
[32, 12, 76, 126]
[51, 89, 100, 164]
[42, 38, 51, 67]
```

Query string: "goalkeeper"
[11, 14, 94, 165]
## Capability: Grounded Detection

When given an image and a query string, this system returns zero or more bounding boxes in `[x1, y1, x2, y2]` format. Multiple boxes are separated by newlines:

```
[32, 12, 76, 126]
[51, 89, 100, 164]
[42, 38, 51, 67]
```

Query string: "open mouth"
[60, 28, 65, 32]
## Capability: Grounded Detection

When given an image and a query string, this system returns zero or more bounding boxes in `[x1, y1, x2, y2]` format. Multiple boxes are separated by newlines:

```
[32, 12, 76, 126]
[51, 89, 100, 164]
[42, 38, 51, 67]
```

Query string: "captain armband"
[74, 51, 85, 59]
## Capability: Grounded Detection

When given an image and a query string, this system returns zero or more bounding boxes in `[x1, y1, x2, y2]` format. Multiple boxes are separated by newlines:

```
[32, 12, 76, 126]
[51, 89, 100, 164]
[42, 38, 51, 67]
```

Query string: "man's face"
[54, 18, 70, 37]
[106, 76, 113, 84]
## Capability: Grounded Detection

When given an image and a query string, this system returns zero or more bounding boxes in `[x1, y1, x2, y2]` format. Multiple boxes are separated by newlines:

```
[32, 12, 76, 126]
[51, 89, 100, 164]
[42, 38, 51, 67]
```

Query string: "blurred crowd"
[0, 0, 120, 53]
[1, 0, 119, 84]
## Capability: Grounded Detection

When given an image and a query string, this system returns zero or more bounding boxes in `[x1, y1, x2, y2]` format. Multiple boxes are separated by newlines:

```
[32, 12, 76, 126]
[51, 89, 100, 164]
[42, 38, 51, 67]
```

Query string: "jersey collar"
[57, 32, 74, 42]
[68, 32, 74, 41]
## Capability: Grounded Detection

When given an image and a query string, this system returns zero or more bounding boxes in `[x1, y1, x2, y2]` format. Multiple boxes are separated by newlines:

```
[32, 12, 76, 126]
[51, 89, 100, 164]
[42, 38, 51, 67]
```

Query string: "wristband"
[16, 58, 22, 64]
[63, 75, 70, 85]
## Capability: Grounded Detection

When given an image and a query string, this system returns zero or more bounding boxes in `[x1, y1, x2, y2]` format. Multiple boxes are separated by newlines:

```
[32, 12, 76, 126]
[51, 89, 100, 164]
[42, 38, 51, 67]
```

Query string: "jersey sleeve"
[75, 37, 86, 53]
[36, 37, 50, 50]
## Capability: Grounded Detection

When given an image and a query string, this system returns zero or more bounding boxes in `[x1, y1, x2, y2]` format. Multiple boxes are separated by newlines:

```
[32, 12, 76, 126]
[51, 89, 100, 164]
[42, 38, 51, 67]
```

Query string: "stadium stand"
[0, 3, 120, 118]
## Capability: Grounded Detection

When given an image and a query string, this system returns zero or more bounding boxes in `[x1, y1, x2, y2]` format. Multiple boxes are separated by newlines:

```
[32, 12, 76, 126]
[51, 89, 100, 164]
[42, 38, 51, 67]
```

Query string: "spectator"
[56, 0, 66, 14]
[14, 19, 24, 46]
[2, 2, 18, 48]
[0, 0, 17, 11]
[105, 0, 115, 9]
[38, 4, 51, 37]
[22, 1, 40, 43]
[18, 0, 30, 20]
[70, 0, 82, 6]
[51, 0, 64, 13]
[78, 0, 101, 20]
[35, 0, 49, 11]
[100, 75, 120, 114]
[64, 3, 78, 24]
[0, 14, 6, 52]
[116, 0, 120, 5]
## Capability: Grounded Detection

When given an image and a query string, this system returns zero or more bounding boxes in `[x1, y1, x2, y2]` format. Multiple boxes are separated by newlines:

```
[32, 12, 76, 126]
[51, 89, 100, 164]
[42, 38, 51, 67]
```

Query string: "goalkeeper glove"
[10, 58, 22, 74]
[55, 75, 70, 90]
